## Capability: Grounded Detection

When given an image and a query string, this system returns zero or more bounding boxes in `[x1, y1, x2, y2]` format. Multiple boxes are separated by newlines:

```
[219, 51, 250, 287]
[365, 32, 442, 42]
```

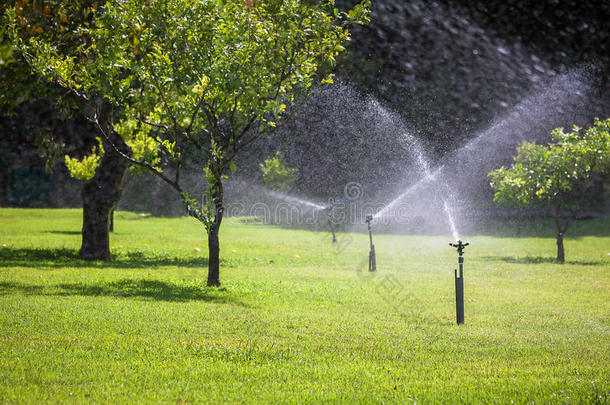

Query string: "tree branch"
[91, 111, 204, 222]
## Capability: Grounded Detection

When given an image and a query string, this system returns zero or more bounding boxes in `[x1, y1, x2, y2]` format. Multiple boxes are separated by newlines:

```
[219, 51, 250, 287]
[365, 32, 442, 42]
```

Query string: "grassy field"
[0, 208, 608, 404]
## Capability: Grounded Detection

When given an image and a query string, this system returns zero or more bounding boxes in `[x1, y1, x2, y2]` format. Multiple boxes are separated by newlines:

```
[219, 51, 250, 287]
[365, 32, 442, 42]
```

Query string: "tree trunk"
[553, 204, 570, 264]
[207, 177, 224, 287]
[515, 211, 522, 237]
[556, 231, 565, 263]
[79, 106, 130, 261]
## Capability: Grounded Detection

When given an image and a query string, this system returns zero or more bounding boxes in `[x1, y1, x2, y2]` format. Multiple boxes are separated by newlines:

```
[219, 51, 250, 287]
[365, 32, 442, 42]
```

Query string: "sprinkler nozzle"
[365, 214, 373, 224]
[449, 240, 469, 255]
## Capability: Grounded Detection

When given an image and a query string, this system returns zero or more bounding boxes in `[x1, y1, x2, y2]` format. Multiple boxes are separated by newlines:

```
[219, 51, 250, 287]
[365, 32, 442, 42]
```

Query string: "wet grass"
[0, 208, 608, 404]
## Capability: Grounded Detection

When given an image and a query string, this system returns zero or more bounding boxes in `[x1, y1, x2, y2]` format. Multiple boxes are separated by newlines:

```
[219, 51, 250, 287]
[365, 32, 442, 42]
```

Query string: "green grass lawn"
[0, 208, 608, 404]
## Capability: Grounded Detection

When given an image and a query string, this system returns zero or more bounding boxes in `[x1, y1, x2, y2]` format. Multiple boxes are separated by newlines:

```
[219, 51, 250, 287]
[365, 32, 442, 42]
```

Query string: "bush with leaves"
[259, 152, 298, 192]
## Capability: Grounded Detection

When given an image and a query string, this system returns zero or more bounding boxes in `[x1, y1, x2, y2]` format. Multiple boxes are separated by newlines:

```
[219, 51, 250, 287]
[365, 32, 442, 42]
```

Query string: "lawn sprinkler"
[449, 240, 469, 325]
[323, 205, 337, 244]
[366, 215, 376, 272]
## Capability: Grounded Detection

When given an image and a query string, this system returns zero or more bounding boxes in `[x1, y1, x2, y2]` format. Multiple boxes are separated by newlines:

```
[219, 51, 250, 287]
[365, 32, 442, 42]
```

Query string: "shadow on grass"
[46, 231, 81, 235]
[0, 247, 222, 269]
[0, 279, 246, 304]
[481, 255, 604, 266]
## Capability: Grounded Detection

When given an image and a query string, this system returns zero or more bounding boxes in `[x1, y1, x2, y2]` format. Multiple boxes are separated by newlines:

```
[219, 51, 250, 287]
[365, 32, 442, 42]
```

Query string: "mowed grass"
[0, 208, 608, 404]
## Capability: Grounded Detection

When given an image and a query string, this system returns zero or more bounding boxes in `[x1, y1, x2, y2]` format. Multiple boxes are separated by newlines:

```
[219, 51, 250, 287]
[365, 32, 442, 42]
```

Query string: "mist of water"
[373, 132, 459, 238]
[222, 178, 328, 218]
[374, 166, 440, 219]
[266, 191, 326, 211]
[371, 69, 594, 236]
[221, 66, 598, 238]
[444, 200, 459, 241]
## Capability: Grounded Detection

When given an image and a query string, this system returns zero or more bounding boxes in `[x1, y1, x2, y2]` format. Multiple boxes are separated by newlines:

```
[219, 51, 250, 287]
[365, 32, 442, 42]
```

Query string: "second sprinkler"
[366, 215, 376, 272]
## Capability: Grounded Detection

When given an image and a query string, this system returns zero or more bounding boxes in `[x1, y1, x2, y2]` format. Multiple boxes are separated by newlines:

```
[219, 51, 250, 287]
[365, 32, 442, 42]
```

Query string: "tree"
[2, 0, 137, 260]
[488, 119, 610, 262]
[259, 151, 298, 192]
[6, 0, 370, 285]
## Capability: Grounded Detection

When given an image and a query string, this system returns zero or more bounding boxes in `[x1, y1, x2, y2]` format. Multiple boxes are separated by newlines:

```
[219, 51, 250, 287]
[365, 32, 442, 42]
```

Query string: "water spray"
[365, 215, 376, 272]
[449, 240, 469, 325]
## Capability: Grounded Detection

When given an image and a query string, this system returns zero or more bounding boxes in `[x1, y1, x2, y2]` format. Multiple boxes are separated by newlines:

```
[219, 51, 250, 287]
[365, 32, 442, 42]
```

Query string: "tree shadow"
[0, 279, 247, 304]
[481, 255, 605, 266]
[46, 231, 82, 235]
[0, 247, 220, 269]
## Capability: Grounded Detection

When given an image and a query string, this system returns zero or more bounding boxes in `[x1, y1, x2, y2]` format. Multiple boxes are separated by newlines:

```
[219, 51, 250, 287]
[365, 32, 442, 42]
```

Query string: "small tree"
[7, 0, 369, 285]
[259, 152, 298, 192]
[489, 119, 610, 262]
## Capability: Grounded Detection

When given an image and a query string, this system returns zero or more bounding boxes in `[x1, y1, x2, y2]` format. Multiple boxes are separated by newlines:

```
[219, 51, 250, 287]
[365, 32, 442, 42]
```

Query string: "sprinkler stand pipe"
[366, 215, 376, 272]
[449, 240, 469, 325]
[323, 205, 337, 244]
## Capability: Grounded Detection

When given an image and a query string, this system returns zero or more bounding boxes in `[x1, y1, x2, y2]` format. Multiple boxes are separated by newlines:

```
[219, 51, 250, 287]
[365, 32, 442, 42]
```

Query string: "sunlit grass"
[0, 208, 608, 403]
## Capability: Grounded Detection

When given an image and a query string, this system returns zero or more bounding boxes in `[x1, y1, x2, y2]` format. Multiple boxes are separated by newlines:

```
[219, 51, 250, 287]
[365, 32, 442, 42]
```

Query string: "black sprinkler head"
[365, 214, 373, 224]
[449, 240, 469, 255]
